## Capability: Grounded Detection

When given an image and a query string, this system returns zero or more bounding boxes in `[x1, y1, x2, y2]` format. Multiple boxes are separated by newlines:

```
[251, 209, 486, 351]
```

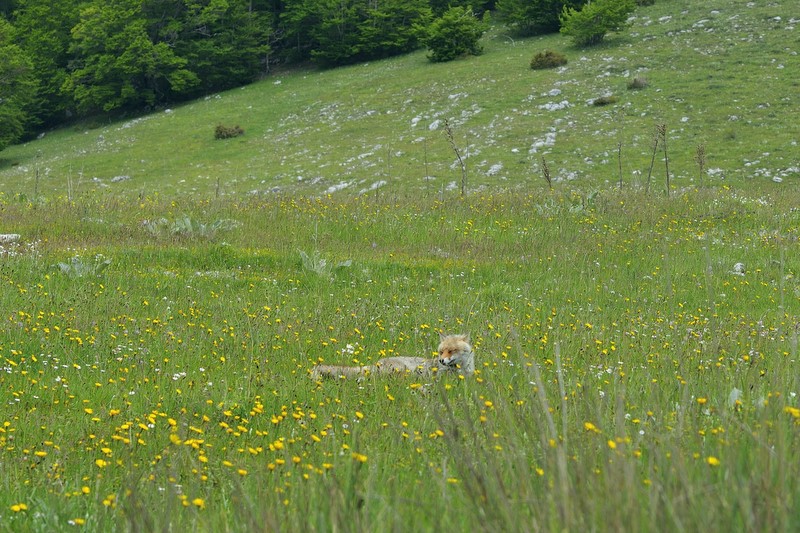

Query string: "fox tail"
[311, 364, 372, 380]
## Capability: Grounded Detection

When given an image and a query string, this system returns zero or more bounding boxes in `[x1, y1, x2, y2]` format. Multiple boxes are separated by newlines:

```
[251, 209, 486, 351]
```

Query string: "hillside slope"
[0, 0, 797, 198]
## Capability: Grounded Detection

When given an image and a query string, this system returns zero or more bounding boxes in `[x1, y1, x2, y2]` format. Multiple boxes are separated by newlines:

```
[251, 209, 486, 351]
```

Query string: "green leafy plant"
[560, 0, 636, 46]
[142, 216, 241, 239]
[57, 254, 112, 278]
[299, 249, 352, 279]
[530, 49, 568, 70]
[420, 6, 489, 63]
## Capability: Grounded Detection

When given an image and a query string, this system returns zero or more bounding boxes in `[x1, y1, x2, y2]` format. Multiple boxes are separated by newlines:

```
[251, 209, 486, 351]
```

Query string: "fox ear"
[439, 332, 447, 341]
[461, 333, 471, 344]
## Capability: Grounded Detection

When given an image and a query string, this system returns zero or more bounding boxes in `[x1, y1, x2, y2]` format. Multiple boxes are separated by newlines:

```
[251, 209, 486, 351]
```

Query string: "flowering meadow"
[0, 184, 798, 531]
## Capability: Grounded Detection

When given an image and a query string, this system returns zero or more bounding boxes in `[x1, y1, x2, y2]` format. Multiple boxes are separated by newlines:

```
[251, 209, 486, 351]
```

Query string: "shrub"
[420, 6, 489, 63]
[627, 76, 649, 90]
[559, 0, 636, 46]
[635, 0, 655, 5]
[214, 124, 244, 139]
[592, 95, 618, 106]
[530, 50, 568, 69]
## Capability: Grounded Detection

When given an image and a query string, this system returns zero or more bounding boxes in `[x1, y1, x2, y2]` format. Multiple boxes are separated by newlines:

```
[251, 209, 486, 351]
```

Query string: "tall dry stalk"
[443, 118, 467, 197]
[694, 143, 706, 187]
[542, 156, 552, 190]
[659, 124, 670, 196]
[645, 125, 660, 194]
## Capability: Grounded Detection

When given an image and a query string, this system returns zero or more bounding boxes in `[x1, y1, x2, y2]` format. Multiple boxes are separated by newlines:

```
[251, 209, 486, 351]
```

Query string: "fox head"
[437, 333, 475, 373]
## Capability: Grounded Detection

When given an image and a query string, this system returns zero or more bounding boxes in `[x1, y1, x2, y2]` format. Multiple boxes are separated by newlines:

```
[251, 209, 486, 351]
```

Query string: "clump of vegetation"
[592, 95, 618, 106]
[530, 50, 568, 70]
[214, 124, 244, 139]
[142, 216, 241, 239]
[560, 0, 636, 46]
[299, 249, 352, 280]
[420, 6, 489, 63]
[57, 254, 112, 278]
[635, 0, 655, 5]
[627, 76, 649, 89]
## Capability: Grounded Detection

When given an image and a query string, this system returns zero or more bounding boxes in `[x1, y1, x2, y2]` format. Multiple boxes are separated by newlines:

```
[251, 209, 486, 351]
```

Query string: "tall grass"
[0, 183, 797, 531]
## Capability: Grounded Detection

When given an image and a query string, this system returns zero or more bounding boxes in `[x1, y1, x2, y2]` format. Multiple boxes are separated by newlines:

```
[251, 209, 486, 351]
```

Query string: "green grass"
[0, 0, 797, 197]
[0, 0, 799, 530]
[0, 186, 799, 531]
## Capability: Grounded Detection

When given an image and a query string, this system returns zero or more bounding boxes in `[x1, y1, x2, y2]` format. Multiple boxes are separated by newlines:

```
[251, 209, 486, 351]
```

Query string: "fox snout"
[439, 355, 455, 366]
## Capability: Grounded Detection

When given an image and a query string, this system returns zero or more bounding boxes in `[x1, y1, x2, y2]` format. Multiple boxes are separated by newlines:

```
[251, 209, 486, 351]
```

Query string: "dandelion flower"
[706, 456, 721, 466]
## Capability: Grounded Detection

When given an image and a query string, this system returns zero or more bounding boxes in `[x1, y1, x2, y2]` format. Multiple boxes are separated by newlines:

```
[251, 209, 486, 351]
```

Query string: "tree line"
[1, 0, 625, 151]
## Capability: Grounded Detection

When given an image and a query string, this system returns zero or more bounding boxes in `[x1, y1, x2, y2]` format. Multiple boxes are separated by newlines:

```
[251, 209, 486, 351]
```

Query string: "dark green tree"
[427, 0, 493, 16]
[307, 0, 362, 65]
[282, 0, 430, 67]
[495, 0, 586, 35]
[356, 0, 431, 61]
[0, 17, 36, 150]
[11, 0, 81, 126]
[0, 0, 16, 17]
[63, 0, 199, 113]
[176, 0, 272, 93]
[560, 0, 636, 46]
[420, 5, 488, 63]
[279, 0, 323, 61]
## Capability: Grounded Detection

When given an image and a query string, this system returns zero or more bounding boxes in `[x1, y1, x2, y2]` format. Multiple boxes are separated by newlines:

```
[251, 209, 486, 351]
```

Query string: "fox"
[311, 333, 474, 380]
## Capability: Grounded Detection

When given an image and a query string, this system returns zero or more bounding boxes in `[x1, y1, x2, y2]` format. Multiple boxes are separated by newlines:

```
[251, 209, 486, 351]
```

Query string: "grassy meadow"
[1, 187, 798, 531]
[1, 0, 799, 531]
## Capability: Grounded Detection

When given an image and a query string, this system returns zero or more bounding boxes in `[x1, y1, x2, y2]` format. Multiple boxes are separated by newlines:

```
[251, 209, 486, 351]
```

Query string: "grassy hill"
[0, 0, 797, 198]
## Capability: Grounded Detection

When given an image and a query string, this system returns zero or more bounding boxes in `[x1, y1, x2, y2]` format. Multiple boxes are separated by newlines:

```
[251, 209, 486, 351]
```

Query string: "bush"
[214, 124, 244, 139]
[530, 50, 568, 69]
[627, 76, 649, 90]
[420, 6, 489, 63]
[592, 95, 618, 106]
[559, 0, 636, 46]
